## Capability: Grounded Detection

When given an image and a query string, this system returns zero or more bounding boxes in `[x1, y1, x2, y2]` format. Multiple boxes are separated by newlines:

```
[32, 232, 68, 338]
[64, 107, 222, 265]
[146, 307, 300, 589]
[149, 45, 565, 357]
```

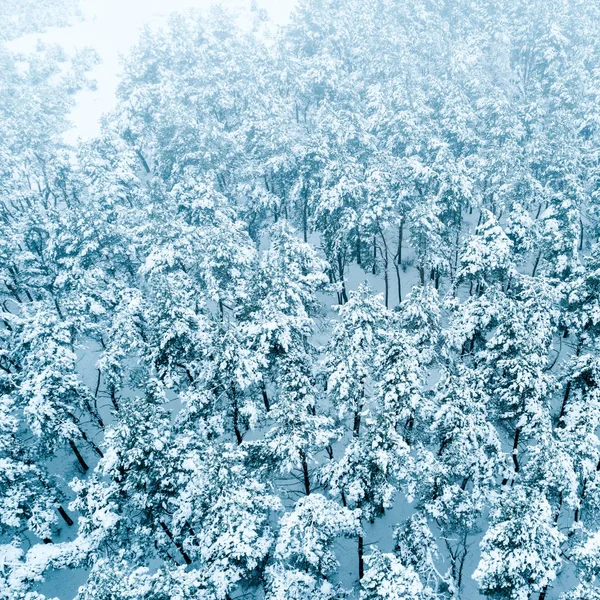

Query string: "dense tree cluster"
[2, 0, 600, 598]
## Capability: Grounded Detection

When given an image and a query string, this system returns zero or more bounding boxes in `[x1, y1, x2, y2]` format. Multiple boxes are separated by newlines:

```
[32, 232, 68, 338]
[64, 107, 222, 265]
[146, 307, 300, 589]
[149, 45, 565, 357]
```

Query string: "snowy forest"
[2, 0, 600, 598]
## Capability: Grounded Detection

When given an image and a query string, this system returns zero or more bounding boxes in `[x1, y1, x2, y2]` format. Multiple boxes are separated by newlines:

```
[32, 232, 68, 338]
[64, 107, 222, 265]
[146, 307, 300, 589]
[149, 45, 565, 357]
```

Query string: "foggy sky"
[9, 0, 296, 143]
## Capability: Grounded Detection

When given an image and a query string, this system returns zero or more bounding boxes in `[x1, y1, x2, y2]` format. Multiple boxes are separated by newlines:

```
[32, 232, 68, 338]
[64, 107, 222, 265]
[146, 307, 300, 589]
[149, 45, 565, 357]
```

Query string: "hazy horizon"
[8, 0, 296, 143]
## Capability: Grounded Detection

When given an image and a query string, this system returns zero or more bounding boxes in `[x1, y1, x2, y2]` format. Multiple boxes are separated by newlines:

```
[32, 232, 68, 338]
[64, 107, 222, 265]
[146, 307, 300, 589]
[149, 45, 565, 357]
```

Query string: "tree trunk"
[232, 384, 243, 445]
[261, 382, 270, 412]
[53, 296, 64, 320]
[394, 260, 402, 305]
[77, 427, 104, 458]
[337, 252, 348, 304]
[377, 224, 390, 308]
[301, 451, 311, 496]
[358, 534, 364, 580]
[559, 336, 583, 420]
[574, 466, 595, 525]
[135, 149, 151, 174]
[511, 427, 521, 474]
[454, 225, 461, 277]
[58, 505, 74, 526]
[110, 386, 120, 412]
[353, 410, 361, 438]
[93, 369, 104, 427]
[531, 251, 542, 277]
[395, 221, 403, 266]
[233, 404, 243, 445]
[160, 521, 192, 565]
[535, 202, 544, 220]
[329, 268, 343, 305]
[69, 440, 89, 471]
[353, 385, 363, 438]
[372, 236, 377, 275]
[302, 188, 308, 243]
[383, 260, 389, 307]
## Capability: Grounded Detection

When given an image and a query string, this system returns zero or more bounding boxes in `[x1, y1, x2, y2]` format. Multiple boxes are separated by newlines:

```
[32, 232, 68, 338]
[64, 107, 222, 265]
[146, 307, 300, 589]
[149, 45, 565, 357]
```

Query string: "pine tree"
[268, 493, 359, 592]
[474, 486, 565, 599]
[323, 284, 389, 438]
[414, 364, 503, 591]
[360, 547, 434, 600]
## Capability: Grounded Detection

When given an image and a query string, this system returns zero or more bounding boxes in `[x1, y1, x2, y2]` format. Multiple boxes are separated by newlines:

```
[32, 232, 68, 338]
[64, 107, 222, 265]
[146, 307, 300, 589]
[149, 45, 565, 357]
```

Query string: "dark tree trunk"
[135, 149, 151, 174]
[394, 260, 402, 305]
[233, 404, 243, 445]
[358, 534, 364, 580]
[377, 225, 390, 307]
[58, 505, 74, 526]
[395, 221, 403, 266]
[454, 225, 461, 276]
[302, 193, 308, 243]
[372, 236, 377, 275]
[110, 386, 120, 412]
[511, 427, 521, 474]
[301, 451, 311, 496]
[303, 205, 308, 242]
[535, 202, 544, 220]
[77, 427, 104, 458]
[559, 336, 583, 420]
[574, 468, 594, 525]
[261, 382, 270, 412]
[231, 384, 243, 445]
[69, 440, 89, 471]
[160, 521, 192, 565]
[383, 261, 389, 307]
[53, 296, 64, 320]
[337, 252, 348, 304]
[531, 251, 542, 277]
[93, 369, 102, 418]
[353, 385, 363, 438]
[353, 410, 361, 438]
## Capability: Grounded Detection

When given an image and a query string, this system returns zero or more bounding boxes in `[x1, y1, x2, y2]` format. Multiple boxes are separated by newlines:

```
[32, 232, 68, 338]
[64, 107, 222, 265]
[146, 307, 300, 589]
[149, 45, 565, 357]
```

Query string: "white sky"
[9, 0, 296, 143]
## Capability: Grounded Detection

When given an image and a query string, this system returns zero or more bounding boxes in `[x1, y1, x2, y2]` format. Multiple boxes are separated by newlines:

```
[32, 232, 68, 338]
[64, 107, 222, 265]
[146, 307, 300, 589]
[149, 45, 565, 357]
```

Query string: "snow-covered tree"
[474, 486, 565, 600]
[323, 284, 389, 437]
[360, 548, 435, 600]
[269, 493, 359, 586]
[414, 364, 503, 590]
[3, 0, 600, 597]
